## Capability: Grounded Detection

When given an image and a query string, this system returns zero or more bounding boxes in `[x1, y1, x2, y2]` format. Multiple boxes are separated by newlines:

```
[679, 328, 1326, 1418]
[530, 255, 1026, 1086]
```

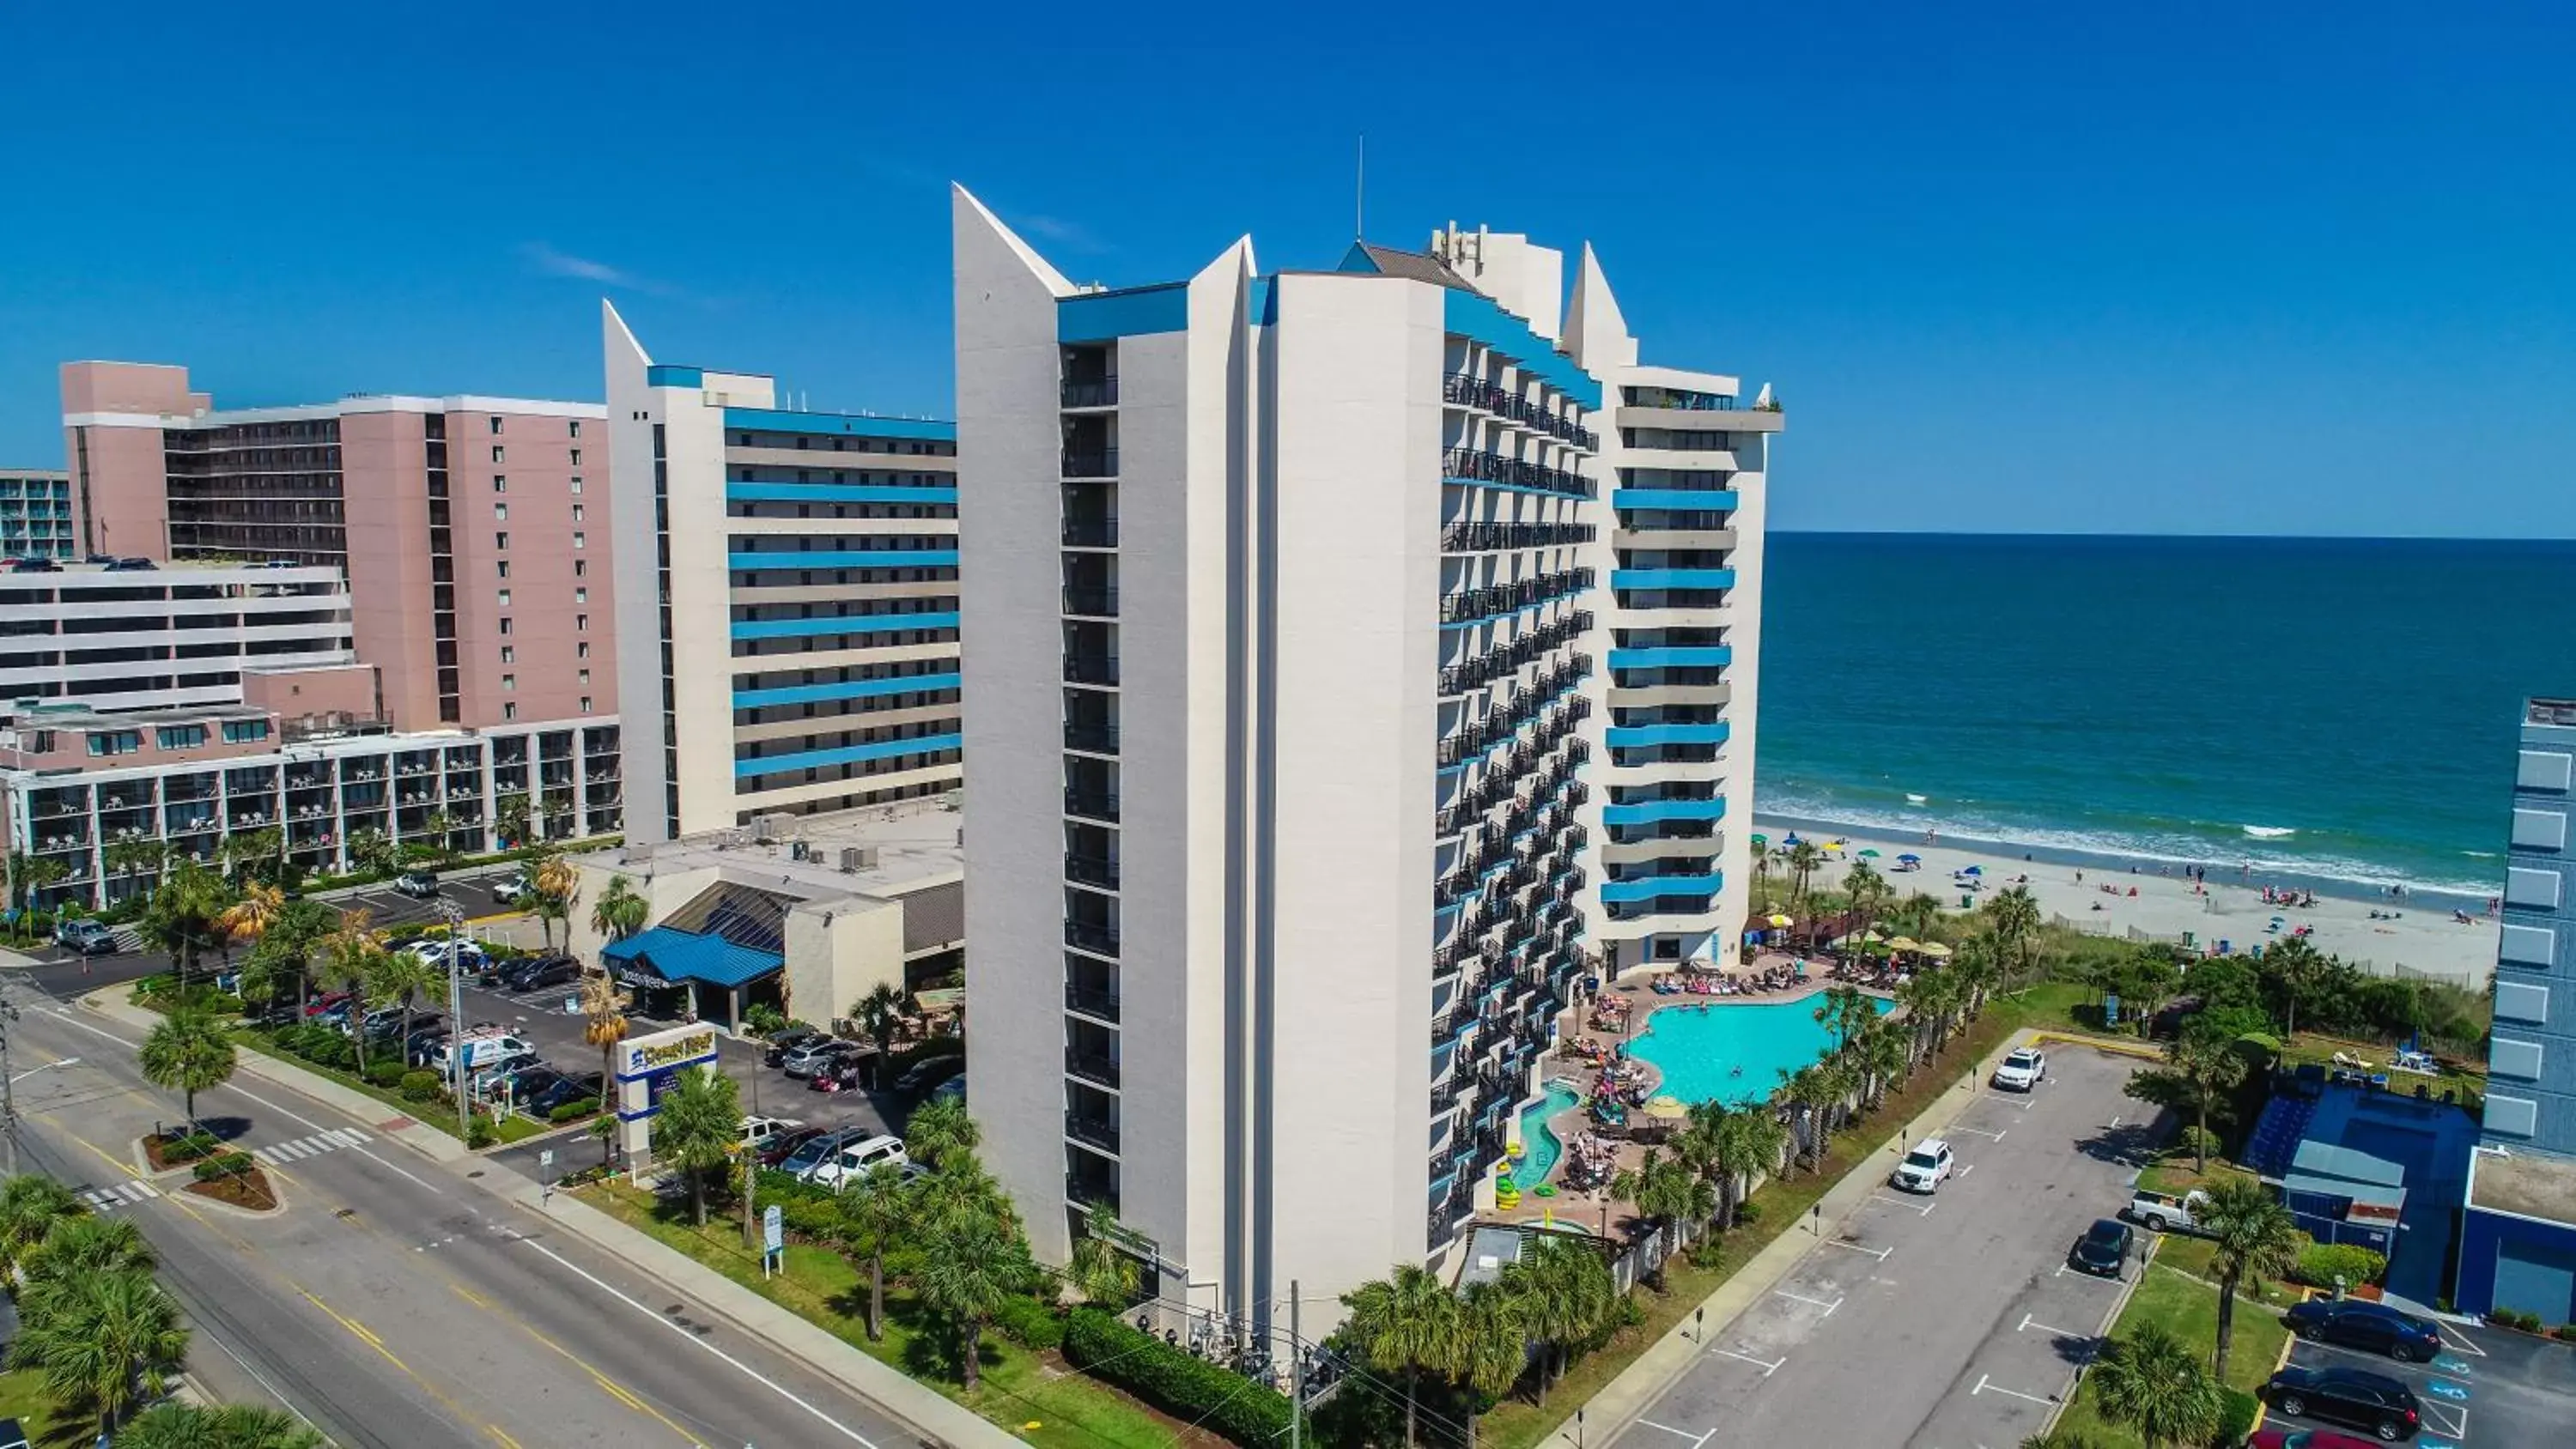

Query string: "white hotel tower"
[953, 187, 1781, 1333]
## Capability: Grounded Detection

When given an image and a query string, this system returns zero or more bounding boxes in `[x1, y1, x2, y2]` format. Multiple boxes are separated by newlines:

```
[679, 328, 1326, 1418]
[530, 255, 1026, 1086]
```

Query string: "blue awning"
[600, 926, 782, 989]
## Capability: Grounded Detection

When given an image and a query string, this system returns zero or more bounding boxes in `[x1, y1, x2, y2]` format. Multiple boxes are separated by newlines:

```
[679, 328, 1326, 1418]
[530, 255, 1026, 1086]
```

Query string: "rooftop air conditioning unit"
[754, 813, 792, 844]
[840, 846, 877, 873]
[788, 840, 810, 862]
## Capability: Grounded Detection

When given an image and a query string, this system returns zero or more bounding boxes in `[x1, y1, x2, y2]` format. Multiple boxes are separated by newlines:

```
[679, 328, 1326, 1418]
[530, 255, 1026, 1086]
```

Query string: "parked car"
[780, 1039, 859, 1080]
[804, 1135, 908, 1191]
[493, 870, 530, 902]
[762, 1027, 825, 1066]
[9, 556, 59, 573]
[501, 955, 581, 993]
[303, 990, 355, 1022]
[739, 1116, 804, 1154]
[777, 1127, 871, 1179]
[52, 919, 117, 955]
[2282, 1300, 2445, 1363]
[931, 1073, 967, 1106]
[434, 1032, 534, 1080]
[2124, 1187, 2212, 1234]
[2262, 1365, 2422, 1441]
[758, 1126, 829, 1168]
[1990, 1046, 2046, 1091]
[395, 870, 441, 899]
[0, 1413, 30, 1448]
[2250, 1426, 2385, 1449]
[890, 1053, 964, 1098]
[409, 938, 489, 973]
[527, 1071, 605, 1117]
[106, 556, 156, 572]
[1890, 1138, 1954, 1193]
[2069, 1218, 2134, 1279]
[478, 1062, 550, 1102]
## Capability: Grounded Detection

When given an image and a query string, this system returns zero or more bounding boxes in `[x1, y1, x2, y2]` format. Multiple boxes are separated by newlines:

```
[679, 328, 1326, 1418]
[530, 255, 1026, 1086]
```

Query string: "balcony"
[1064, 789, 1120, 825]
[1065, 852, 1121, 889]
[1063, 653, 1121, 688]
[1061, 449, 1119, 480]
[1061, 378, 1120, 409]
[1063, 721, 1120, 755]
[1065, 919, 1121, 956]
[1065, 1049, 1121, 1090]
[1066, 982, 1122, 1022]
[1061, 587, 1119, 619]
[1065, 1114, 1121, 1154]
[1061, 516, 1120, 548]
[1066, 1173, 1120, 1214]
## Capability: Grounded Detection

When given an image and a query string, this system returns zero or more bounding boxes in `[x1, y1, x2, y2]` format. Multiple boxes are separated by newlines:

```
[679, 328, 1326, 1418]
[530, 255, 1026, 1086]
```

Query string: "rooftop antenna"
[1354, 133, 1365, 241]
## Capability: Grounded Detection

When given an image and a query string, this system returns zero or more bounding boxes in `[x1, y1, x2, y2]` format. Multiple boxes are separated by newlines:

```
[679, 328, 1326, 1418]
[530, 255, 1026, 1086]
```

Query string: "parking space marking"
[1949, 1125, 2007, 1140]
[1870, 1193, 1935, 1216]
[1971, 1373, 2055, 1406]
[2054, 1264, 2123, 1284]
[1771, 1289, 1842, 1316]
[2016, 1313, 2090, 1338]
[1631, 1422, 1710, 1445]
[2436, 1326, 2488, 1357]
[2423, 1401, 2468, 1438]
[1958, 1162, 1977, 1176]
[1819, 1237, 1893, 1260]
[1704, 1347, 1783, 1377]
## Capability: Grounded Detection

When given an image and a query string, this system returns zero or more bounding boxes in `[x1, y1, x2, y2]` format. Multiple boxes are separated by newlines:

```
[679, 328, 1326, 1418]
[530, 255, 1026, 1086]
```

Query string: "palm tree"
[2088, 1321, 2223, 1449]
[1611, 1149, 1714, 1264]
[532, 850, 578, 950]
[1986, 884, 2042, 985]
[651, 1065, 741, 1226]
[367, 946, 437, 1068]
[140, 859, 234, 991]
[216, 881, 284, 952]
[418, 809, 458, 866]
[317, 911, 384, 1073]
[1776, 1065, 1843, 1172]
[1814, 984, 1874, 1058]
[494, 795, 532, 852]
[240, 898, 337, 1016]
[580, 969, 629, 1162]
[0, 1175, 86, 1281]
[915, 1208, 1030, 1391]
[853, 981, 908, 1082]
[1503, 1234, 1614, 1403]
[218, 826, 285, 888]
[589, 875, 648, 947]
[1857, 1016, 1911, 1113]
[2127, 1034, 2247, 1172]
[118, 1402, 325, 1449]
[1895, 891, 1941, 944]
[1066, 1200, 1140, 1307]
[2261, 935, 2330, 1038]
[1843, 860, 1890, 947]
[138, 1004, 236, 1126]
[101, 837, 168, 900]
[1343, 1264, 1466, 1447]
[838, 1163, 916, 1341]
[906, 1095, 980, 1170]
[2198, 1178, 2302, 1379]
[1455, 1278, 1527, 1443]
[1784, 840, 1825, 914]
[21, 1214, 155, 1290]
[344, 826, 398, 879]
[5, 850, 68, 923]
[8, 1267, 189, 1439]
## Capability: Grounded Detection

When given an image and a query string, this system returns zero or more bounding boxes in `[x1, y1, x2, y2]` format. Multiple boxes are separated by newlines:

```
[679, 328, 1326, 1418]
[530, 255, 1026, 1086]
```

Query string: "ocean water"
[1753, 535, 2576, 900]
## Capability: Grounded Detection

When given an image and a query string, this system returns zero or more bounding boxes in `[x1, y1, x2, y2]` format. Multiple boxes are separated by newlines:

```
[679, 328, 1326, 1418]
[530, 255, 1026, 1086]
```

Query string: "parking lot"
[2272, 1311, 2576, 1448]
[1613, 1046, 2166, 1449]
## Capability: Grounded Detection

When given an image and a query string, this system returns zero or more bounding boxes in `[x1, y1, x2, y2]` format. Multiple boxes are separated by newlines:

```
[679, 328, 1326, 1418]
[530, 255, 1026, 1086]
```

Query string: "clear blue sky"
[4, 2, 2569, 536]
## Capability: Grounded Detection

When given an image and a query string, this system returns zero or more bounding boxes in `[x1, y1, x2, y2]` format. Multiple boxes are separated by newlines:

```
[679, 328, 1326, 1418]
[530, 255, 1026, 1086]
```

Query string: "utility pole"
[0, 997, 20, 1176]
[1287, 1279, 1302, 1449]
[442, 900, 470, 1142]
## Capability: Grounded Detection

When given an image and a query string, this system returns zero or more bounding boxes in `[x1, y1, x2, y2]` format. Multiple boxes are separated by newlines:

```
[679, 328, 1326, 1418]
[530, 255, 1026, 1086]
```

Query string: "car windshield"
[2086, 1224, 2123, 1245]
[1904, 1151, 1940, 1170]
[2008, 1052, 2039, 1068]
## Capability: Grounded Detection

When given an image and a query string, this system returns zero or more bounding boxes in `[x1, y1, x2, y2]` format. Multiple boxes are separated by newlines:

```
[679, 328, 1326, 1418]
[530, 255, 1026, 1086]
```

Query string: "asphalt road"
[1610, 1046, 2166, 1449]
[2275, 1313, 2576, 1448]
[0, 973, 927, 1449]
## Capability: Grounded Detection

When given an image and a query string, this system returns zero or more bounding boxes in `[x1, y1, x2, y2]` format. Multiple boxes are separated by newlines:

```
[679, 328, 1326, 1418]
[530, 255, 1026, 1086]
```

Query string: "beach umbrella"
[1887, 936, 1923, 953]
[1821, 840, 1844, 852]
[1960, 864, 1983, 876]
[1917, 942, 1953, 960]
[1749, 834, 1769, 847]
[1766, 913, 1793, 928]
[1862, 930, 1886, 943]
[1857, 848, 1881, 858]
[1643, 1095, 1688, 1121]
[1898, 852, 1922, 864]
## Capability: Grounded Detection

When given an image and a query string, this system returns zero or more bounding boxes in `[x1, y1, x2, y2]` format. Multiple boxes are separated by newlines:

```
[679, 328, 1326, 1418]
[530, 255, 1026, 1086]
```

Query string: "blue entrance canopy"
[600, 925, 781, 989]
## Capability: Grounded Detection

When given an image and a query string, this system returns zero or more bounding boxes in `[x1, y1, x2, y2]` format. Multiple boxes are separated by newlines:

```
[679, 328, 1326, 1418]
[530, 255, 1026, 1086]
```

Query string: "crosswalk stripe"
[132, 1180, 158, 1197]
[112, 1184, 146, 1203]
[276, 1141, 315, 1160]
[252, 1146, 282, 1164]
[328, 1128, 365, 1147]
[341, 1128, 371, 1144]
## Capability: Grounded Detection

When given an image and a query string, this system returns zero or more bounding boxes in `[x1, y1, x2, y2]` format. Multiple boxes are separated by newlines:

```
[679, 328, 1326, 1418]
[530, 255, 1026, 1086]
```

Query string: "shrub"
[742, 1003, 789, 1037]
[2173, 1125, 2223, 1164]
[547, 1098, 599, 1124]
[159, 1131, 220, 1164]
[1733, 1200, 1764, 1226]
[193, 1150, 258, 1182]
[781, 1196, 841, 1240]
[399, 1070, 443, 1103]
[364, 1058, 408, 1088]
[466, 1117, 498, 1149]
[2293, 1243, 2389, 1290]
[2215, 1388, 2258, 1446]
[995, 1295, 1064, 1350]
[1063, 1307, 1297, 1447]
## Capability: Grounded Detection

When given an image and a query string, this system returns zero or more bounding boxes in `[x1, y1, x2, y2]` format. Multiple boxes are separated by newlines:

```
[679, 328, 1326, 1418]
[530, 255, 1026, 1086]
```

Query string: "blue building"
[2247, 1074, 2476, 1306]
[0, 470, 74, 560]
[2455, 697, 2576, 1322]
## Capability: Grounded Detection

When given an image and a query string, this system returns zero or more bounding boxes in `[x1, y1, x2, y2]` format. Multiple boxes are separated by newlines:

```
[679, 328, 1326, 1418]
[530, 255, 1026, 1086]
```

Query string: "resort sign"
[620, 1026, 719, 1079]
[613, 1023, 725, 1178]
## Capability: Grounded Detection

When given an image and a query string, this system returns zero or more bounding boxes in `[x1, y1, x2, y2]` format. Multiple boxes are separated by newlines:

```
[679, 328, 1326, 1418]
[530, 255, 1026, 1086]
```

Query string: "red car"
[2250, 1426, 2389, 1449]
[757, 1127, 826, 1168]
[303, 991, 355, 1018]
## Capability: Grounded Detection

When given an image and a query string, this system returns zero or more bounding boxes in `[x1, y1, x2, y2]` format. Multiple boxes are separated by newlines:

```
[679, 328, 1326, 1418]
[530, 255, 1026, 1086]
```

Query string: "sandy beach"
[1757, 820, 2499, 987]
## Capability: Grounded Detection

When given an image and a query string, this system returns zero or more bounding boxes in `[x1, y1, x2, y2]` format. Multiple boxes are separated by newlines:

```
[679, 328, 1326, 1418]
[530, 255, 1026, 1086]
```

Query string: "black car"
[2069, 1218, 2134, 1278]
[2263, 1365, 2421, 1441]
[8, 557, 58, 573]
[526, 1071, 606, 1116]
[502, 955, 582, 993]
[892, 1052, 965, 1097]
[2283, 1299, 2445, 1363]
[762, 1026, 824, 1067]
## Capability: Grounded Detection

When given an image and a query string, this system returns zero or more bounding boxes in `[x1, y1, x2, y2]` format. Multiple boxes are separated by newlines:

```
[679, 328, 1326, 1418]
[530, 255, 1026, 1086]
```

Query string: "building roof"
[902, 880, 963, 955]
[2469, 1147, 2576, 1225]
[2287, 1137, 2409, 1190]
[600, 925, 782, 989]
[1341, 242, 1476, 292]
[588, 796, 963, 905]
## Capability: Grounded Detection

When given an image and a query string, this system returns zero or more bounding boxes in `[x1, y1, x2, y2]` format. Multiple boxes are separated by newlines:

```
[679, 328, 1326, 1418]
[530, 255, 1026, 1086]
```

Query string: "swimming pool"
[1514, 1081, 1582, 1186]
[1626, 995, 1893, 1106]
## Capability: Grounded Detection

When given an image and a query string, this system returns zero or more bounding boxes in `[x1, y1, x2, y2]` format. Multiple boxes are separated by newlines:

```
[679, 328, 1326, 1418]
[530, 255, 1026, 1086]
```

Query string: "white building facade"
[0, 563, 356, 715]
[604, 305, 963, 846]
[954, 189, 1778, 1336]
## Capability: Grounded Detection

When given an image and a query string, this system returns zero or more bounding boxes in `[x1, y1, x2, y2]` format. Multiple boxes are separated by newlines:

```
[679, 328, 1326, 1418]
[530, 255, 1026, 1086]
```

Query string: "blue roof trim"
[1337, 242, 1381, 274]
[1443, 290, 1601, 409]
[1607, 646, 1735, 670]
[645, 365, 704, 388]
[1602, 796, 1728, 826]
[1601, 871, 1724, 904]
[736, 731, 963, 779]
[729, 611, 959, 640]
[600, 925, 781, 988]
[1613, 488, 1740, 512]
[729, 549, 958, 570]
[1060, 283, 1188, 343]
[1606, 722, 1733, 748]
[724, 483, 957, 506]
[1612, 568, 1737, 591]
[722, 409, 957, 442]
[732, 671, 961, 709]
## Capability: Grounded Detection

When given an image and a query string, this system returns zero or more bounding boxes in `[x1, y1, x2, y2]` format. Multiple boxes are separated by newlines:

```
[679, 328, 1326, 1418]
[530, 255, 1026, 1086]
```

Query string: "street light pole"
[0, 998, 20, 1176]
[441, 900, 470, 1143]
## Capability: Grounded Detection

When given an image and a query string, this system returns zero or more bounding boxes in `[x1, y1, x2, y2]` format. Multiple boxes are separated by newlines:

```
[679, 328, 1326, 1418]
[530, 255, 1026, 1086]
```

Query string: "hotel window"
[501, 646, 515, 664]
[495, 531, 509, 550]
[155, 724, 207, 750]
[571, 503, 584, 522]
[499, 617, 513, 636]
[494, 503, 508, 522]
[491, 446, 505, 464]
[494, 476, 507, 494]
[87, 730, 140, 756]
[574, 587, 586, 604]
[570, 476, 583, 494]
[572, 531, 586, 549]
[223, 719, 269, 743]
[569, 448, 582, 466]
[574, 559, 586, 578]
[580, 696, 592, 713]
[496, 561, 510, 580]
[575, 614, 588, 632]
[489, 416, 504, 435]
[497, 589, 512, 608]
[504, 702, 518, 721]
[578, 668, 590, 685]
[502, 674, 516, 692]
[575, 641, 590, 660]
[568, 420, 580, 438]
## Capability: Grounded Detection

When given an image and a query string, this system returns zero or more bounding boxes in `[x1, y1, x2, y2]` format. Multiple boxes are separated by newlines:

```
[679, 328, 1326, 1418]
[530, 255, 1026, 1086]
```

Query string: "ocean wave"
[2242, 825, 2297, 840]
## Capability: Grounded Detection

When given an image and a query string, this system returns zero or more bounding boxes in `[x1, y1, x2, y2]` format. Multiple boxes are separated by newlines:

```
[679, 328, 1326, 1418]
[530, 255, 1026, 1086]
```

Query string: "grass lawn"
[0, 1366, 94, 1448]
[2051, 1244, 2296, 1446]
[582, 1182, 1205, 1449]
[1479, 992, 2051, 1449]
[2135, 1154, 2259, 1197]
[2276, 1031, 2487, 1093]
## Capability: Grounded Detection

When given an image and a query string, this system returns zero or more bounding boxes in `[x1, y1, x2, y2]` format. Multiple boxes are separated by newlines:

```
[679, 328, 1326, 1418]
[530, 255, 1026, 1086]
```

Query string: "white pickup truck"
[2124, 1187, 2212, 1234]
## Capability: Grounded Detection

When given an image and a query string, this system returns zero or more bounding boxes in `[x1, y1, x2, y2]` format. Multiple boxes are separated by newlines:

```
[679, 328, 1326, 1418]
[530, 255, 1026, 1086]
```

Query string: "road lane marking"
[1704, 1347, 1783, 1376]
[1772, 1289, 1842, 1316]
[1972, 1373, 2055, 1406]
[297, 1288, 411, 1373]
[509, 1232, 880, 1445]
[485, 1428, 525, 1449]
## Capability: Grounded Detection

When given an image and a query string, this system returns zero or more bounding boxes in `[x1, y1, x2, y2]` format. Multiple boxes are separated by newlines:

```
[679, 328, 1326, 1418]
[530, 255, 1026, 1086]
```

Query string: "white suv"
[805, 1135, 909, 1191]
[1991, 1046, 2047, 1092]
[1892, 1138, 1955, 1193]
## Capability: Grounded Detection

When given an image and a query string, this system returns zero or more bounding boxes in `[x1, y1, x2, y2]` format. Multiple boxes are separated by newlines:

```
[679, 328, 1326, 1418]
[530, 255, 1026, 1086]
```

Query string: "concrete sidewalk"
[80, 986, 1016, 1449]
[1567, 1028, 2049, 1447]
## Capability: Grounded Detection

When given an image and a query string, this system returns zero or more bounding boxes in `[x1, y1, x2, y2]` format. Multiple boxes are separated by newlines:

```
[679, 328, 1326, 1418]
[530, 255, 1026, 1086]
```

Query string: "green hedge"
[2216, 1388, 2258, 1446]
[193, 1150, 258, 1182]
[158, 1131, 220, 1164]
[547, 1097, 600, 1124]
[399, 1070, 444, 1103]
[2293, 1243, 2389, 1289]
[1062, 1307, 1297, 1448]
[994, 1296, 1063, 1350]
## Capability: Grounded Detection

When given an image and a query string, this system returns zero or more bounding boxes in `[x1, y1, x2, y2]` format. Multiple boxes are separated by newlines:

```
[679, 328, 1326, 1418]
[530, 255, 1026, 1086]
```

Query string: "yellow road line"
[486, 1428, 525, 1449]
[297, 1288, 410, 1371]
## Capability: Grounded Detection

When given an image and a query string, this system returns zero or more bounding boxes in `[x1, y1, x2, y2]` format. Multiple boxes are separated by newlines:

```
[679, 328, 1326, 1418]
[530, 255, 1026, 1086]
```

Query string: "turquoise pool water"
[1627, 995, 1893, 1106]
[1515, 1081, 1582, 1186]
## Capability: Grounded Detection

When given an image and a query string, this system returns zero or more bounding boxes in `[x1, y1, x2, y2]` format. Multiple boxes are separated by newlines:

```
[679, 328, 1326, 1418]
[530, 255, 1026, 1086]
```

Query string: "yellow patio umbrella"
[1862, 930, 1886, 943]
[1821, 840, 1845, 852]
[1766, 913, 1794, 928]
[1887, 936, 1924, 953]
[1643, 1095, 1689, 1121]
[1917, 941, 1953, 960]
